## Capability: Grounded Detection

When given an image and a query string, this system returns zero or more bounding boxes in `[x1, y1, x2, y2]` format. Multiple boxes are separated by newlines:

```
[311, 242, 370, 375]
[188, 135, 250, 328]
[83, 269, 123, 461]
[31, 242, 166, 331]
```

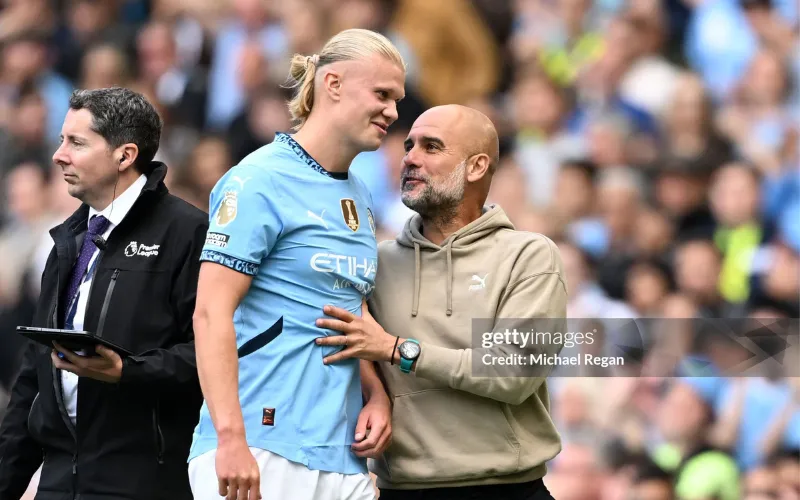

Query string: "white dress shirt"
[62, 174, 147, 425]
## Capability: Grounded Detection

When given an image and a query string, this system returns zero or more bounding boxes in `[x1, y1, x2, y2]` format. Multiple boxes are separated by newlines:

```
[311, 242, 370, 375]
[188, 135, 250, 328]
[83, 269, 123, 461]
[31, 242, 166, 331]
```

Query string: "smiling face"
[400, 105, 498, 219]
[52, 108, 120, 206]
[332, 53, 405, 152]
[400, 110, 469, 218]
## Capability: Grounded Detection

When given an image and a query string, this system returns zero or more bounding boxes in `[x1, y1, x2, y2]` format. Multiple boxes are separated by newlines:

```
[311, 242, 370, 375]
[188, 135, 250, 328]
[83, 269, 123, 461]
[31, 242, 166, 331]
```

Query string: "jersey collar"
[275, 132, 349, 180]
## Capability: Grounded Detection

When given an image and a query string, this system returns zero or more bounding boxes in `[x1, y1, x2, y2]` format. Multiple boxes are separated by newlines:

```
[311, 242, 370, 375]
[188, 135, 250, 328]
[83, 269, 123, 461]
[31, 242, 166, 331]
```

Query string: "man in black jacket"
[0, 87, 208, 500]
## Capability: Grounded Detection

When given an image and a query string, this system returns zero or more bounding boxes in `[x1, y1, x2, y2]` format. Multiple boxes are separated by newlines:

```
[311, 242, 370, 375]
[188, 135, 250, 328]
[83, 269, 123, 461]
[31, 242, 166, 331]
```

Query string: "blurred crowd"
[0, 0, 798, 498]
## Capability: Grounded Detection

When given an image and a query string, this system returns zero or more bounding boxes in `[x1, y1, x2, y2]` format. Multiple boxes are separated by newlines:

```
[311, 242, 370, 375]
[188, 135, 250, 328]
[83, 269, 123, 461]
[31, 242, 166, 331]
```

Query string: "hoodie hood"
[395, 205, 514, 316]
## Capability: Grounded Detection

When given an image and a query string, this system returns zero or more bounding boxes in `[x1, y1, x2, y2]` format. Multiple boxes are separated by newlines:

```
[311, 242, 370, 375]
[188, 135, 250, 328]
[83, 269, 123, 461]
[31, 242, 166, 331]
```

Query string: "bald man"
[315, 105, 566, 499]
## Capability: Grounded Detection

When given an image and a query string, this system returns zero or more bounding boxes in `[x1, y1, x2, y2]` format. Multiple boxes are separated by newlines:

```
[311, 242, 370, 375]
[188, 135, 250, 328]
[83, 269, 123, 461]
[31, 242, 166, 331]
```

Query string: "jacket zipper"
[51, 366, 78, 494]
[95, 269, 119, 339]
[72, 451, 78, 500]
[52, 233, 80, 498]
[152, 402, 165, 464]
[54, 242, 105, 498]
[67, 268, 118, 499]
[50, 223, 113, 499]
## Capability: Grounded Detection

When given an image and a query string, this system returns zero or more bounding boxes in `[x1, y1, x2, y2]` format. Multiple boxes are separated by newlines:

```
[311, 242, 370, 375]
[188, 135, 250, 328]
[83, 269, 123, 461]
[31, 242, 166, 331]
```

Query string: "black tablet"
[15, 326, 133, 357]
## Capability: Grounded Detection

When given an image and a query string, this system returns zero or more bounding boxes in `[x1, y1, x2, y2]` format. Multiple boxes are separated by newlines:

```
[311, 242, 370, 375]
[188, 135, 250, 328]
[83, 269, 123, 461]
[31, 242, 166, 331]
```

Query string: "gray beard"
[402, 160, 466, 224]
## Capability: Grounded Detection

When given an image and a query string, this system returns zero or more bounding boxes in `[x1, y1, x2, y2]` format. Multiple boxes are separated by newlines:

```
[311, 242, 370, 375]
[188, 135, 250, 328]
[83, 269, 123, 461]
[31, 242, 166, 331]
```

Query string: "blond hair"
[285, 29, 405, 130]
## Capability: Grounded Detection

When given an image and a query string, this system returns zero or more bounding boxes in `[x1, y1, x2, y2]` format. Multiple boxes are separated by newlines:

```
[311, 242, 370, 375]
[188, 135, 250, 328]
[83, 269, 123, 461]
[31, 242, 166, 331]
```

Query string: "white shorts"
[188, 447, 376, 500]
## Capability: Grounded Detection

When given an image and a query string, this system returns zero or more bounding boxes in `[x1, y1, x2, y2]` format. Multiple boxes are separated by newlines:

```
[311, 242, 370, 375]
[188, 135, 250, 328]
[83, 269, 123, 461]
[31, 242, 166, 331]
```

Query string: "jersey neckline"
[275, 132, 349, 180]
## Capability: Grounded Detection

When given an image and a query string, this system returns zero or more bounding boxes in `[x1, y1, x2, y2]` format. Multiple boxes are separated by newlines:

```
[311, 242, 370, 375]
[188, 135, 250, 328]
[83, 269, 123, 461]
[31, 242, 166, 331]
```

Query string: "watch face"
[399, 341, 421, 360]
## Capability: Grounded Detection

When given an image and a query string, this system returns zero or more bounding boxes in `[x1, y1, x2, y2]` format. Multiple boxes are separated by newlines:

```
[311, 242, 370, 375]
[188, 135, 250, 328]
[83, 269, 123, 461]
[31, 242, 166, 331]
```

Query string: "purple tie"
[63, 215, 110, 325]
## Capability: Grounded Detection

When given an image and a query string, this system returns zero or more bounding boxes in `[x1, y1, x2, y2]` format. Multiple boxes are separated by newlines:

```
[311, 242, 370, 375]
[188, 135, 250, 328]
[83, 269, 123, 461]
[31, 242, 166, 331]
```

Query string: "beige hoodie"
[368, 205, 568, 490]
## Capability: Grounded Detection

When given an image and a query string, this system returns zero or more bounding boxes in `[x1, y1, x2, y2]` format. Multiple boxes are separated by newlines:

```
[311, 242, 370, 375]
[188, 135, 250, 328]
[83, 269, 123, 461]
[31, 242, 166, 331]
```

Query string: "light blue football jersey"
[188, 133, 378, 475]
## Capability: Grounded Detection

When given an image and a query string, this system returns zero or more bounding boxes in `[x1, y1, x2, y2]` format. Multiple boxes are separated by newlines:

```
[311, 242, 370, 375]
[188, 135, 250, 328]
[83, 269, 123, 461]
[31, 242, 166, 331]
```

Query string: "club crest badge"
[216, 191, 238, 227]
[340, 198, 360, 232]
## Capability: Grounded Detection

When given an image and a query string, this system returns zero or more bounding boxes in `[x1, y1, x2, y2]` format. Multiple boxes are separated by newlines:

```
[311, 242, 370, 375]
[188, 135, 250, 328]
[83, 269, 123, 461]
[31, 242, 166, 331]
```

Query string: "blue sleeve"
[785, 410, 800, 448]
[200, 166, 283, 276]
[762, 171, 799, 224]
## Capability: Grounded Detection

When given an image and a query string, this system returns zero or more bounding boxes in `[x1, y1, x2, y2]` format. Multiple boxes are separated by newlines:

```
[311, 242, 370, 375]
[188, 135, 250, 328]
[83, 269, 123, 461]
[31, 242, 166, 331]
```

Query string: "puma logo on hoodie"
[469, 273, 489, 291]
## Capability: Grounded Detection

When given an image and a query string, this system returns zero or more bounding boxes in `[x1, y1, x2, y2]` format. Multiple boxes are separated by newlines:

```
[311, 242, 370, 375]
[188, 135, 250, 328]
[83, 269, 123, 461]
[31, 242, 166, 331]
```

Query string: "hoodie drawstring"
[445, 242, 453, 316]
[412, 242, 420, 317]
[412, 240, 453, 317]
[400, 205, 510, 318]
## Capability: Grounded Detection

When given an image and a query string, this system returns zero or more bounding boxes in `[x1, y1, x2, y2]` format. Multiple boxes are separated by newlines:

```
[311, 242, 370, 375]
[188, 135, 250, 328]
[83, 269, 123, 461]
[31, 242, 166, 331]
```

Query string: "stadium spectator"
[0, 163, 51, 306]
[204, 0, 289, 130]
[653, 381, 741, 500]
[511, 70, 585, 210]
[772, 447, 800, 498]
[546, 441, 604, 500]
[618, 0, 681, 118]
[79, 42, 132, 91]
[629, 459, 676, 500]
[708, 162, 764, 304]
[0, 30, 72, 144]
[52, 0, 134, 84]
[135, 19, 208, 131]
[742, 462, 781, 499]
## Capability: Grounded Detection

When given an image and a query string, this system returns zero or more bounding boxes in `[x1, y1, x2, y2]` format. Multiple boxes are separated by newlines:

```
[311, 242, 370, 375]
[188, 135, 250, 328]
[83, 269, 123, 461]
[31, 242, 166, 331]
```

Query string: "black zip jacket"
[0, 163, 208, 500]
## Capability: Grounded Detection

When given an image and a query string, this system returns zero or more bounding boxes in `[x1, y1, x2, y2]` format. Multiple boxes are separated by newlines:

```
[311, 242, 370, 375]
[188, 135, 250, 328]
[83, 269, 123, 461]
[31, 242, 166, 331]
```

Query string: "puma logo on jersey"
[232, 176, 251, 190]
[307, 209, 328, 229]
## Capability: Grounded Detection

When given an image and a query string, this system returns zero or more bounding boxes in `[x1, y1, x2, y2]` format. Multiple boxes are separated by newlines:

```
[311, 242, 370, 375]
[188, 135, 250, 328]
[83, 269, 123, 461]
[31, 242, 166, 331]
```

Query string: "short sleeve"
[200, 166, 283, 276]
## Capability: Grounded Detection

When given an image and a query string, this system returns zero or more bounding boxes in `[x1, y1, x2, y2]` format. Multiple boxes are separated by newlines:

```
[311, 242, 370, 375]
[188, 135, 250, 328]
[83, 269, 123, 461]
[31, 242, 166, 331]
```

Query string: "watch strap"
[399, 339, 420, 373]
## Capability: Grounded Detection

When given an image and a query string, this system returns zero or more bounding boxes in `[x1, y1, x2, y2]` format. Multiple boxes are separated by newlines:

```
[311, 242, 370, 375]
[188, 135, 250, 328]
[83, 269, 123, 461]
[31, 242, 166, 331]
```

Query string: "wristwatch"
[398, 339, 421, 373]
